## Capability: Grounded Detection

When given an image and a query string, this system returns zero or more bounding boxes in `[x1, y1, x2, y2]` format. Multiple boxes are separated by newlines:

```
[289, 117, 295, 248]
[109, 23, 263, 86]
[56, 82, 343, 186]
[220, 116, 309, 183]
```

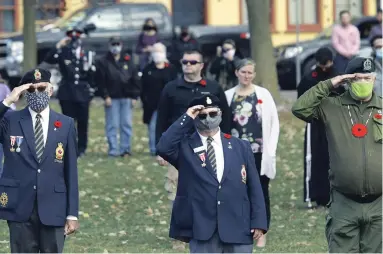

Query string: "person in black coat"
[297, 47, 345, 208]
[208, 39, 242, 91]
[141, 42, 178, 155]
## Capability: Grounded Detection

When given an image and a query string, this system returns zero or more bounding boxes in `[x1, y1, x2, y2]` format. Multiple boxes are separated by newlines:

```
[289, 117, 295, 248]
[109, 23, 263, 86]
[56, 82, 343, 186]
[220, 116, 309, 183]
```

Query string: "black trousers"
[59, 100, 90, 155]
[7, 201, 65, 253]
[253, 153, 271, 228]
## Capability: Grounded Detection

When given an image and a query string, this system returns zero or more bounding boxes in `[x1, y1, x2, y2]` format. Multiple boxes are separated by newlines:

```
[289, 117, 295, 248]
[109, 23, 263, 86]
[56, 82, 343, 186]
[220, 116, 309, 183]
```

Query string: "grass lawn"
[0, 99, 328, 253]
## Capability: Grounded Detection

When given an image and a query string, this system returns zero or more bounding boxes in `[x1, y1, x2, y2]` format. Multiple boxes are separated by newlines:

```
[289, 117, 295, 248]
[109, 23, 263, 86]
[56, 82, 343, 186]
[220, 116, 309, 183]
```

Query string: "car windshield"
[55, 10, 87, 29]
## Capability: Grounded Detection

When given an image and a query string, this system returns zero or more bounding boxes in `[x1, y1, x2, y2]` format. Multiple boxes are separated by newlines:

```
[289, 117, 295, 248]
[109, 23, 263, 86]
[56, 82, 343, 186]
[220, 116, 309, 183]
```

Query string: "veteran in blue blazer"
[0, 68, 79, 253]
[157, 94, 267, 253]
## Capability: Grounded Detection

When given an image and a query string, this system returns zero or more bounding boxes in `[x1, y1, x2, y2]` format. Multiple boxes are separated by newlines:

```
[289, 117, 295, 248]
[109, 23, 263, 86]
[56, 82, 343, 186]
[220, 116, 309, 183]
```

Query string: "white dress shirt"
[198, 130, 225, 182]
[28, 107, 78, 221]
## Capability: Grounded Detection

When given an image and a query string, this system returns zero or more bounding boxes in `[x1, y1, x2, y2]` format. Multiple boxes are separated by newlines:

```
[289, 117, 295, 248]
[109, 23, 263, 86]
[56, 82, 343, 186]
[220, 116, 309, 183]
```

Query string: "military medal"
[10, 136, 16, 152]
[348, 106, 373, 138]
[199, 152, 206, 167]
[15, 136, 23, 153]
[228, 142, 232, 149]
[55, 142, 64, 163]
[123, 64, 128, 70]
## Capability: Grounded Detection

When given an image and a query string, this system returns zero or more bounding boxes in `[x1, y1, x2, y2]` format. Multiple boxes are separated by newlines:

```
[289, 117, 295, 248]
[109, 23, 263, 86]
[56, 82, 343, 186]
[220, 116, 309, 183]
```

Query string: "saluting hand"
[186, 105, 204, 119]
[4, 83, 34, 105]
[64, 219, 79, 236]
[251, 229, 263, 240]
[330, 74, 356, 88]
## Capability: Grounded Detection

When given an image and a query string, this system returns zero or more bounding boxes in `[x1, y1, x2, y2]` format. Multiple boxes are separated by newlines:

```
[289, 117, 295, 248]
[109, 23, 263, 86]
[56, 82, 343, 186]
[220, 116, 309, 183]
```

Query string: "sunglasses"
[181, 60, 202, 65]
[198, 111, 219, 120]
[222, 48, 233, 52]
[111, 42, 121, 46]
[27, 85, 47, 93]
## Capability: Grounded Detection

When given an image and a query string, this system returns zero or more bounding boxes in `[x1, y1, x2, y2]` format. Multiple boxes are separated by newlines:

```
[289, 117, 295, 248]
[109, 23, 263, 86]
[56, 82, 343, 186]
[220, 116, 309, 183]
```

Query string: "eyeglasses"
[27, 85, 47, 93]
[111, 42, 121, 46]
[198, 111, 219, 120]
[181, 60, 202, 65]
[222, 48, 233, 53]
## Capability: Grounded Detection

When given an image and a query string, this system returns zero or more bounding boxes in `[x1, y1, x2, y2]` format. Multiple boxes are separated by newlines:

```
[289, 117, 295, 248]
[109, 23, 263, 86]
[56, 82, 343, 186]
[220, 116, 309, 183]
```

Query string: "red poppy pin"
[257, 99, 263, 104]
[199, 80, 207, 86]
[54, 120, 62, 129]
[312, 72, 318, 78]
[80, 51, 85, 57]
[224, 133, 231, 139]
[124, 55, 131, 61]
[374, 113, 382, 120]
[164, 62, 170, 68]
[351, 124, 367, 138]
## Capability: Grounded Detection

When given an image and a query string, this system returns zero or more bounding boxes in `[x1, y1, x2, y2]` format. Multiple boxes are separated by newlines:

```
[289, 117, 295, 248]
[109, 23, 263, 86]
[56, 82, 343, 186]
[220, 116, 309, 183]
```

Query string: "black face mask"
[317, 65, 334, 74]
[143, 25, 156, 31]
[181, 32, 189, 38]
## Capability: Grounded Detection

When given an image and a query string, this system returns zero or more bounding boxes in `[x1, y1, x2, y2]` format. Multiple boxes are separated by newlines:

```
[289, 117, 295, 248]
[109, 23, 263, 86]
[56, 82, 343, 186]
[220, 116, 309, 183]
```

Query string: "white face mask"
[223, 49, 236, 60]
[151, 52, 167, 63]
[109, 45, 122, 55]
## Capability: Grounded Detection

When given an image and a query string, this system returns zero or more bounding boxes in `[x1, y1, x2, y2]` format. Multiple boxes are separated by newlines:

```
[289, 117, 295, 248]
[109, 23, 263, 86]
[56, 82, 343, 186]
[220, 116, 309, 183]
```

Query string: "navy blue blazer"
[0, 102, 79, 226]
[156, 113, 267, 244]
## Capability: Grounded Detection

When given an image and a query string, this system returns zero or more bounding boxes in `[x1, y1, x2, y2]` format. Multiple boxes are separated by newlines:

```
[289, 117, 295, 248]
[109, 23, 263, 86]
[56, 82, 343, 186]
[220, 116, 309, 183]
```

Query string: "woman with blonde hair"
[225, 58, 280, 248]
[141, 42, 178, 155]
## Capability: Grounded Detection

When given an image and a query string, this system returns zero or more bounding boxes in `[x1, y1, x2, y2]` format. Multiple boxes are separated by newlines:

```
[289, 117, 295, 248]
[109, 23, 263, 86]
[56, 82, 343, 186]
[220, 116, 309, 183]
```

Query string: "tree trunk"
[22, 0, 37, 74]
[246, 0, 280, 102]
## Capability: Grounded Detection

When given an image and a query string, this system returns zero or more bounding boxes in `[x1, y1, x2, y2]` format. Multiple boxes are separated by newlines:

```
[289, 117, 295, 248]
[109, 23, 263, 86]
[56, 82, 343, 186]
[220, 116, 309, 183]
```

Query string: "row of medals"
[10, 137, 23, 153]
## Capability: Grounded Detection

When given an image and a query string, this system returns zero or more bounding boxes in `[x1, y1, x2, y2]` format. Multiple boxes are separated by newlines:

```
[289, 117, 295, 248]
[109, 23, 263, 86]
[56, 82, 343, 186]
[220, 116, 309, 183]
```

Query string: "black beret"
[109, 36, 122, 44]
[19, 68, 51, 86]
[66, 27, 84, 35]
[189, 94, 220, 108]
[345, 57, 375, 74]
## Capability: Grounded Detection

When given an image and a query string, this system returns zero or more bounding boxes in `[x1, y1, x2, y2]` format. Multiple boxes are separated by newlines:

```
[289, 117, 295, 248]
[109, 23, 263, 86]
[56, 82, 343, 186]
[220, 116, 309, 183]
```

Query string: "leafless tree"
[246, 0, 280, 101]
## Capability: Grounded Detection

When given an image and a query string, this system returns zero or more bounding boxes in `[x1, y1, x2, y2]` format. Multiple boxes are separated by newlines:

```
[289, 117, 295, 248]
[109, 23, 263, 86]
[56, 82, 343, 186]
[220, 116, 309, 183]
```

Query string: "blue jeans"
[0, 146, 3, 177]
[148, 111, 157, 154]
[105, 98, 133, 156]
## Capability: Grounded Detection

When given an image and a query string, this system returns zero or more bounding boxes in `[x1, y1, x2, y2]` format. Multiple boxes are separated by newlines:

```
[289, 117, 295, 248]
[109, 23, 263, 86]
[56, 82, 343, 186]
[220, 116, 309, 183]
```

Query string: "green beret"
[345, 57, 375, 74]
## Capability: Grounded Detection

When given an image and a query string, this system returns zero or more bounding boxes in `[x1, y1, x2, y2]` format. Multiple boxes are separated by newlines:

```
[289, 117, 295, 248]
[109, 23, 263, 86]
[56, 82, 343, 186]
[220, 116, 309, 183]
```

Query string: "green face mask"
[350, 81, 374, 99]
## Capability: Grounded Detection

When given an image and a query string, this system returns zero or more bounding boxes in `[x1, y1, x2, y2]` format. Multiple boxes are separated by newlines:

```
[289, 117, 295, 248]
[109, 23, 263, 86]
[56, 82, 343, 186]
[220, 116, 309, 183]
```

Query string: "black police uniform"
[44, 28, 96, 156]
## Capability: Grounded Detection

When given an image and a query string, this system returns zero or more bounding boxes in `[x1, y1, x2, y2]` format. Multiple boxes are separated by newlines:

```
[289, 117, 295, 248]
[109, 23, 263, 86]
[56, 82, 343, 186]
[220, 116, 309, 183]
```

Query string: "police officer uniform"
[156, 94, 267, 253]
[44, 27, 96, 156]
[0, 69, 79, 253]
[292, 58, 382, 253]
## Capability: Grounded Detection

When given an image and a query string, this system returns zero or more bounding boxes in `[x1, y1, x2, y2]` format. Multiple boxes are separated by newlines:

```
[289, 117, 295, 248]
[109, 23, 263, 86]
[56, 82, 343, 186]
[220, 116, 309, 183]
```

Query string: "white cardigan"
[225, 84, 280, 179]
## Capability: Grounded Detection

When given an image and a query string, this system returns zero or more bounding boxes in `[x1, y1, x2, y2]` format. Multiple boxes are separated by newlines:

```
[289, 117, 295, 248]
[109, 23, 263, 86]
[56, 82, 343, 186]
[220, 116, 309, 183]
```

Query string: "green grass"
[0, 100, 328, 253]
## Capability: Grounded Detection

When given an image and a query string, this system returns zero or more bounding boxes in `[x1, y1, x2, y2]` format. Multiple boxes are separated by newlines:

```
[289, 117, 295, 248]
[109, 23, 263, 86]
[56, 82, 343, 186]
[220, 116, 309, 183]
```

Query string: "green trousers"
[325, 190, 382, 253]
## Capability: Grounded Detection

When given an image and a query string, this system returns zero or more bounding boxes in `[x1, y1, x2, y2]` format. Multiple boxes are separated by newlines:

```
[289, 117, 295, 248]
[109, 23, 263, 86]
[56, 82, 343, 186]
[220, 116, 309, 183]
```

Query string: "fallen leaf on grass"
[160, 220, 166, 225]
[132, 189, 142, 194]
[103, 249, 108, 253]
[145, 227, 154, 232]
[82, 213, 90, 218]
[290, 193, 297, 200]
[119, 231, 127, 235]
[146, 207, 154, 216]
[296, 241, 312, 246]
[136, 165, 144, 171]
[108, 233, 117, 237]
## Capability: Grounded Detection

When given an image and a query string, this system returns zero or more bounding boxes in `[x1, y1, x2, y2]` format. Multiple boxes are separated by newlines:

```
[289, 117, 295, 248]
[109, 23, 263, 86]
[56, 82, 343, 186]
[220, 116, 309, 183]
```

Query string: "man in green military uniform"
[292, 57, 382, 253]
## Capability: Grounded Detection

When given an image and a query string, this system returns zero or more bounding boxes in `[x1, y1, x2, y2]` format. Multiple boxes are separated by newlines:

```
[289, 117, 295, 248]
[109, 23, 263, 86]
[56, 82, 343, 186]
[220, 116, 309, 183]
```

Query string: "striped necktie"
[34, 114, 44, 162]
[207, 136, 217, 176]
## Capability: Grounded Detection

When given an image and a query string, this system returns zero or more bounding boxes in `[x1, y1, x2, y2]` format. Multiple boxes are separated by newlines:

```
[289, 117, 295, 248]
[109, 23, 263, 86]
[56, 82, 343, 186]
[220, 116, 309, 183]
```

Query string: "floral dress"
[231, 92, 263, 153]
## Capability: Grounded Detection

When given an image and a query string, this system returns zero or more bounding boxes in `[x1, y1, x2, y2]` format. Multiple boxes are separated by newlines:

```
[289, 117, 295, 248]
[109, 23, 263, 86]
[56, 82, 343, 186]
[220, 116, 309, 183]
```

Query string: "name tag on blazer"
[193, 146, 205, 153]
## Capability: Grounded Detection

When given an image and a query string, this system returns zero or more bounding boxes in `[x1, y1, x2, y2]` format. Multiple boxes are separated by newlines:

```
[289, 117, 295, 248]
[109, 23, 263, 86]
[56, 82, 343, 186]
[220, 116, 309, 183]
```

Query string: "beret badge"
[34, 69, 41, 81]
[206, 97, 212, 105]
[363, 59, 372, 71]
